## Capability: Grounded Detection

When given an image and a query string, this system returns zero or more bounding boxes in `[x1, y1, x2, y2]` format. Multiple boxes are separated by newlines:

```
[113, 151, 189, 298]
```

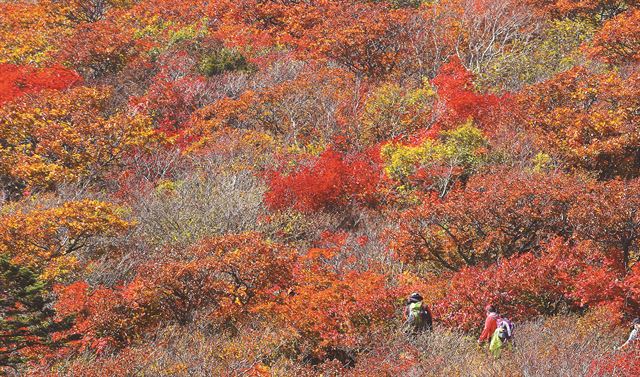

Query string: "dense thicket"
[1, 0, 639, 375]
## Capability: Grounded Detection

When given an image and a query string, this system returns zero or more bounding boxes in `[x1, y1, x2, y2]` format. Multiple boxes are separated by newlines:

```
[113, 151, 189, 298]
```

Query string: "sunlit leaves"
[381, 121, 489, 196]
[0, 64, 81, 105]
[521, 66, 640, 178]
[0, 86, 158, 195]
[0, 200, 131, 280]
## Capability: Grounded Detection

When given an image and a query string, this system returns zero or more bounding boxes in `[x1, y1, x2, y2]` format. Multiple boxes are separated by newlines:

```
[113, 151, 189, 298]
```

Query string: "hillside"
[1, 0, 640, 375]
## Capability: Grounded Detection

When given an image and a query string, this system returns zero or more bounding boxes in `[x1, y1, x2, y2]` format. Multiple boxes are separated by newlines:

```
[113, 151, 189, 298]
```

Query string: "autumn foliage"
[265, 149, 382, 213]
[0, 64, 81, 105]
[2, 0, 640, 375]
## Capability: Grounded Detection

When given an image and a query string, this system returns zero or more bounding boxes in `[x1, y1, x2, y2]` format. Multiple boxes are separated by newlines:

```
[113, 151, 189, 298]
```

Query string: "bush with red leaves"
[432, 56, 504, 129]
[265, 148, 383, 213]
[0, 63, 81, 105]
[589, 345, 640, 377]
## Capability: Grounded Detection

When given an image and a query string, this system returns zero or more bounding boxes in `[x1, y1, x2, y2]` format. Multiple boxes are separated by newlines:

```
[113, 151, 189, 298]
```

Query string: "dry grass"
[42, 313, 629, 377]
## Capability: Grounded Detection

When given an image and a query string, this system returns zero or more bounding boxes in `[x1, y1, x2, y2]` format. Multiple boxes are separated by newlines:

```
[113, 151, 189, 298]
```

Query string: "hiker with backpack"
[478, 305, 499, 346]
[403, 292, 433, 334]
[478, 305, 514, 357]
[617, 318, 640, 351]
[489, 315, 514, 358]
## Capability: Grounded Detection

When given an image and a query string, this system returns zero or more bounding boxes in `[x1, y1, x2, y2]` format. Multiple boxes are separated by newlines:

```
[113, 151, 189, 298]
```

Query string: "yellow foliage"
[381, 120, 488, 183]
[360, 78, 435, 145]
[0, 86, 162, 192]
[0, 199, 131, 280]
[0, 2, 70, 64]
[478, 19, 596, 90]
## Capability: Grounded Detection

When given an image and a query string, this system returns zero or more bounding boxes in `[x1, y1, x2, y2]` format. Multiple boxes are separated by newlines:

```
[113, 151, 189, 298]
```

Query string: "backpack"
[407, 301, 424, 327]
[407, 301, 434, 332]
[496, 317, 514, 342]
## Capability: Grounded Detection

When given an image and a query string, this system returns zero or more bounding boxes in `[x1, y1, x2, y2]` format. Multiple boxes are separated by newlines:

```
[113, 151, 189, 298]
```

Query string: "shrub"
[199, 49, 253, 76]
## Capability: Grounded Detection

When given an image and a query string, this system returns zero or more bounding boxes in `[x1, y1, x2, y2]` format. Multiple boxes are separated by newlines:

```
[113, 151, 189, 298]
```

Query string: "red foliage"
[265, 148, 383, 213]
[392, 170, 578, 270]
[571, 178, 640, 270]
[432, 57, 504, 130]
[57, 19, 137, 78]
[431, 240, 587, 329]
[134, 72, 210, 135]
[589, 345, 640, 377]
[0, 64, 81, 105]
[428, 239, 638, 330]
[520, 66, 640, 178]
[54, 282, 125, 353]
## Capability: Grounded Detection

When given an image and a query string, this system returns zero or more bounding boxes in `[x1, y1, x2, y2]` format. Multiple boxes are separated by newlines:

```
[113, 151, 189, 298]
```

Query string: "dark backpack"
[405, 301, 432, 331]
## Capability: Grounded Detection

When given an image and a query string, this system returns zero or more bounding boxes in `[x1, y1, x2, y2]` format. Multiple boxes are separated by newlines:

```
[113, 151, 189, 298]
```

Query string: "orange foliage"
[0, 1, 69, 64]
[590, 8, 640, 65]
[521, 66, 640, 178]
[55, 233, 296, 349]
[189, 66, 354, 147]
[275, 248, 396, 355]
[3, 0, 640, 372]
[0, 200, 131, 279]
[0, 86, 158, 195]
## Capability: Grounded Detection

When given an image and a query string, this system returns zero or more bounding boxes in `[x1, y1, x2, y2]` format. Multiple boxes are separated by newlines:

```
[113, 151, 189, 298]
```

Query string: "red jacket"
[479, 312, 499, 342]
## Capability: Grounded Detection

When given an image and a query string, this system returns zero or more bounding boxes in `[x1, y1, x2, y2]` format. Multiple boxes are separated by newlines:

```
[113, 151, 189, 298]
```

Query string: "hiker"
[403, 292, 433, 334]
[489, 315, 514, 358]
[478, 305, 514, 358]
[618, 318, 640, 351]
[478, 305, 499, 346]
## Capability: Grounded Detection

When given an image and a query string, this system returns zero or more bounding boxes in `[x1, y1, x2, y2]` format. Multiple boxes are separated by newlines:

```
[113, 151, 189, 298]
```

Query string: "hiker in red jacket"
[478, 304, 499, 345]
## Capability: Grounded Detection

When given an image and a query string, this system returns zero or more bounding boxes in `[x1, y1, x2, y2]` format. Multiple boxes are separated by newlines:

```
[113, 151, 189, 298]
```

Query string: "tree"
[477, 18, 595, 90]
[431, 57, 503, 129]
[247, 0, 414, 78]
[0, 200, 131, 281]
[381, 121, 489, 198]
[520, 66, 640, 178]
[525, 0, 636, 20]
[302, 1, 413, 78]
[41, 0, 130, 24]
[190, 65, 353, 149]
[0, 86, 158, 196]
[590, 8, 640, 65]
[391, 170, 578, 271]
[55, 233, 297, 348]
[431, 240, 592, 330]
[451, 0, 537, 73]
[56, 19, 138, 79]
[571, 179, 640, 270]
[274, 248, 396, 360]
[0, 255, 72, 370]
[359, 79, 436, 145]
[0, 1, 69, 65]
